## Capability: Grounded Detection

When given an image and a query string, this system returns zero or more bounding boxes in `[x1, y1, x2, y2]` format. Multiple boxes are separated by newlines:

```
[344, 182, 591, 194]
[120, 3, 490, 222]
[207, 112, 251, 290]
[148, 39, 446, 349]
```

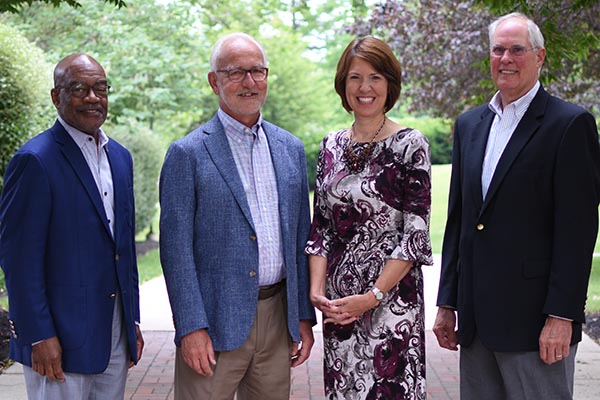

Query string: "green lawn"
[137, 248, 162, 285]
[430, 164, 451, 254]
[588, 258, 600, 313]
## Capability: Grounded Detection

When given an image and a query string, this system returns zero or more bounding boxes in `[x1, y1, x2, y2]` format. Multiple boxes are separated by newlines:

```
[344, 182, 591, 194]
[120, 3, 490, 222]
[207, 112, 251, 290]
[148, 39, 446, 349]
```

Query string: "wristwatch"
[370, 286, 384, 301]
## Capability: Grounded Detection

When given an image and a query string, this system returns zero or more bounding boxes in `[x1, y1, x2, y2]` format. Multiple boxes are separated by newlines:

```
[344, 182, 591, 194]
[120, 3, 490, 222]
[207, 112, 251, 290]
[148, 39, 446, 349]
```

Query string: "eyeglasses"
[216, 67, 268, 83]
[56, 81, 111, 98]
[491, 45, 537, 58]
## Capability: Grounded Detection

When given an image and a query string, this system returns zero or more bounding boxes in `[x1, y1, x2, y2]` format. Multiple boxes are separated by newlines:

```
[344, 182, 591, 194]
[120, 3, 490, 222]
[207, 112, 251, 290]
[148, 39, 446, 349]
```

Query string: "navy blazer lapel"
[482, 88, 546, 212]
[106, 140, 126, 243]
[53, 122, 113, 239]
[202, 116, 255, 229]
[466, 108, 494, 209]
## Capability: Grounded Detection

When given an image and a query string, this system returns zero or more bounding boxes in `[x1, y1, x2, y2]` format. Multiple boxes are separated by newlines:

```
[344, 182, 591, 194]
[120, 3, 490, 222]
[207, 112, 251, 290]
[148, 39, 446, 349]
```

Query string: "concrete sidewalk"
[1, 257, 599, 399]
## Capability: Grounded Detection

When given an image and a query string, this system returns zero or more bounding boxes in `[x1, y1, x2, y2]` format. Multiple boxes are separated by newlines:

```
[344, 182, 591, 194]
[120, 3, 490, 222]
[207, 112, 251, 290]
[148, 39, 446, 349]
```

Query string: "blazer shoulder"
[107, 137, 132, 156]
[545, 93, 592, 119]
[171, 116, 221, 149]
[14, 125, 60, 158]
[262, 120, 303, 147]
[457, 103, 491, 123]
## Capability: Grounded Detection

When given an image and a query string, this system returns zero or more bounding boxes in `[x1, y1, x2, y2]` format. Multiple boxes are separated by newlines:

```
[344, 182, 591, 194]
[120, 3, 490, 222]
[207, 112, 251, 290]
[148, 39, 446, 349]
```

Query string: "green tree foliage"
[1, 0, 380, 187]
[0, 22, 53, 192]
[350, 0, 600, 120]
[0, 0, 125, 14]
[108, 118, 163, 236]
[2, 0, 209, 142]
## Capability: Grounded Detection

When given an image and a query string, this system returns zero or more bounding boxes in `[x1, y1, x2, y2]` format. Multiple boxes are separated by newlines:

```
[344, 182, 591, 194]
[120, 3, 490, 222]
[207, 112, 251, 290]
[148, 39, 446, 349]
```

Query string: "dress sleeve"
[305, 135, 334, 257]
[390, 130, 434, 266]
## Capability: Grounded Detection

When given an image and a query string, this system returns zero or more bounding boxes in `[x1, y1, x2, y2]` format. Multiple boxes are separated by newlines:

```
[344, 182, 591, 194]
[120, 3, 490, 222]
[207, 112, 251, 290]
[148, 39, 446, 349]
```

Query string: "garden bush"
[396, 115, 453, 165]
[107, 118, 163, 236]
[0, 23, 53, 305]
[0, 22, 53, 193]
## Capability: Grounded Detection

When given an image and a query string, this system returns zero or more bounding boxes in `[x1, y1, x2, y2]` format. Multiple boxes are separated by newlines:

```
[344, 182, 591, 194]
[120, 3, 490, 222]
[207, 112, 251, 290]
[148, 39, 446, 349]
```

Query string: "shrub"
[0, 23, 54, 305]
[296, 128, 325, 189]
[0, 22, 53, 193]
[396, 115, 453, 165]
[107, 118, 163, 236]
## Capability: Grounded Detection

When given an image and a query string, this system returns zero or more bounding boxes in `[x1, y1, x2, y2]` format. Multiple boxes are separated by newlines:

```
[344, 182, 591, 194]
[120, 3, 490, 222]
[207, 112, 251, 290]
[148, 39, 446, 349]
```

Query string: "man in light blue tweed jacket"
[159, 32, 316, 400]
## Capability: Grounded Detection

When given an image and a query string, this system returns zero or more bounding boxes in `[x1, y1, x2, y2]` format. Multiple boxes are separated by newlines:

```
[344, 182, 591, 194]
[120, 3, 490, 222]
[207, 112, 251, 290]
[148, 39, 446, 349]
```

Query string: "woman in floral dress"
[305, 36, 433, 399]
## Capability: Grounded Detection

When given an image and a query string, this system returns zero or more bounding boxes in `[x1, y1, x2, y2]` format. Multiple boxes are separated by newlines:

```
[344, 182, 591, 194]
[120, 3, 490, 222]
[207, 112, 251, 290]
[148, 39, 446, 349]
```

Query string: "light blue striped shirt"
[481, 81, 540, 199]
[218, 109, 285, 286]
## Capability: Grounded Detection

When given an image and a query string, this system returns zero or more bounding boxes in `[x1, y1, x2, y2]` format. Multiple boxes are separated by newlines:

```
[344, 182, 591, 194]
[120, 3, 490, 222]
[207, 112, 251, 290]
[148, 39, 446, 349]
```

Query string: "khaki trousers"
[175, 288, 292, 400]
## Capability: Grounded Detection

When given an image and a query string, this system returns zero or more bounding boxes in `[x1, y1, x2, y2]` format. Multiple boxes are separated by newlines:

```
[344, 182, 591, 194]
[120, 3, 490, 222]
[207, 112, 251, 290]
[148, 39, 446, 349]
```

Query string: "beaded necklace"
[343, 116, 387, 173]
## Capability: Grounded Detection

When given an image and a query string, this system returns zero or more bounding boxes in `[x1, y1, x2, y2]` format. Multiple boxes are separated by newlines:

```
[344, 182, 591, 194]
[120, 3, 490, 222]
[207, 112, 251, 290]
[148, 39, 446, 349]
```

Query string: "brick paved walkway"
[124, 330, 460, 400]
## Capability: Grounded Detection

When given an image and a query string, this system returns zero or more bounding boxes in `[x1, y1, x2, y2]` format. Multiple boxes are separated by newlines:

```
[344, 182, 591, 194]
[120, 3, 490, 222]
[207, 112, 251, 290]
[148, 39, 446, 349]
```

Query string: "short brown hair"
[334, 36, 402, 113]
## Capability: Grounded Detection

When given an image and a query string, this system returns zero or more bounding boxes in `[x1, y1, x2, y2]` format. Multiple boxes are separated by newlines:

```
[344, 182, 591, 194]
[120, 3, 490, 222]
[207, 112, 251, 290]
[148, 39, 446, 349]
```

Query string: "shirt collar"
[58, 116, 109, 149]
[218, 108, 263, 140]
[489, 80, 540, 118]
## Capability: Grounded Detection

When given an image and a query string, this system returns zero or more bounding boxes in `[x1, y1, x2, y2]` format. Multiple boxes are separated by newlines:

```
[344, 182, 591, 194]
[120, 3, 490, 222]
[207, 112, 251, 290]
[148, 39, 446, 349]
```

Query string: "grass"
[137, 248, 162, 285]
[588, 258, 600, 313]
[430, 164, 451, 254]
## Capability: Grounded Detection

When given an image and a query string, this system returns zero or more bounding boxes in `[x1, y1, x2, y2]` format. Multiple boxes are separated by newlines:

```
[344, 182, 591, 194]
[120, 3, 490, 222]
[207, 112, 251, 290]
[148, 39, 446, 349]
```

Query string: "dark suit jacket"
[0, 120, 140, 373]
[159, 113, 315, 351]
[437, 86, 600, 352]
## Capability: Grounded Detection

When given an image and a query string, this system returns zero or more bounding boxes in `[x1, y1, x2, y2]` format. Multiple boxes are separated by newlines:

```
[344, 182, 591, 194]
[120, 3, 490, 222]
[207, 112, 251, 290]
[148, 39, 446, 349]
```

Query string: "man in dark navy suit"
[434, 12, 600, 400]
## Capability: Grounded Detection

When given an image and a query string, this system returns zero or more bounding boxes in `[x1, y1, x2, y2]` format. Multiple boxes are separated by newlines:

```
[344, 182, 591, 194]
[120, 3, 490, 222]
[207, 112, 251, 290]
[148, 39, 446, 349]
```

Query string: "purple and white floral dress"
[306, 127, 433, 400]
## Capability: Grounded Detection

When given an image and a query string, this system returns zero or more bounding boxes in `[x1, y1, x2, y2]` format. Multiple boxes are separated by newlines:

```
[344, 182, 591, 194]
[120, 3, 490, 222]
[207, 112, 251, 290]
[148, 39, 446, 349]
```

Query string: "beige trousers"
[174, 289, 292, 400]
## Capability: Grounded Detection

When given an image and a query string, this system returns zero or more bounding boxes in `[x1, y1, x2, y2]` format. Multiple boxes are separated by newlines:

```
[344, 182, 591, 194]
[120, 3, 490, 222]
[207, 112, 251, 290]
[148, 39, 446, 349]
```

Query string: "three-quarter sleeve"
[390, 131, 433, 266]
[305, 136, 334, 257]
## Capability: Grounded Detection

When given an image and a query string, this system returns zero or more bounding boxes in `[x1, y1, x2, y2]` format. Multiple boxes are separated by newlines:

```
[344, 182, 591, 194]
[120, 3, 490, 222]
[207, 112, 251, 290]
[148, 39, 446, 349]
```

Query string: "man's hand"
[433, 307, 459, 351]
[31, 336, 65, 381]
[129, 325, 145, 368]
[539, 316, 572, 365]
[181, 329, 216, 376]
[290, 320, 314, 368]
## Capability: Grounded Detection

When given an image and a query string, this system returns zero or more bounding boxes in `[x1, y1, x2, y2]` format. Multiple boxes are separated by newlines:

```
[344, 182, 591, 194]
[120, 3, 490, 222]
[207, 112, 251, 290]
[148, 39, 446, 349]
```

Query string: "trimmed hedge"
[0, 22, 53, 193]
[108, 118, 163, 236]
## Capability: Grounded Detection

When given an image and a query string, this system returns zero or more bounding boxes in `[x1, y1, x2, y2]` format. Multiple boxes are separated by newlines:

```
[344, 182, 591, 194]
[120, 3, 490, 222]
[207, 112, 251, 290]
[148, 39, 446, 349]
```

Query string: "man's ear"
[207, 72, 219, 95]
[50, 88, 61, 109]
[536, 47, 546, 69]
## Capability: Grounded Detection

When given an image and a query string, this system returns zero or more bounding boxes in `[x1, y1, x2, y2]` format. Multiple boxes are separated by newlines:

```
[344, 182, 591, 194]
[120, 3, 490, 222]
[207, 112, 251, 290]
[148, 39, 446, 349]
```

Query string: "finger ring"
[556, 354, 563, 358]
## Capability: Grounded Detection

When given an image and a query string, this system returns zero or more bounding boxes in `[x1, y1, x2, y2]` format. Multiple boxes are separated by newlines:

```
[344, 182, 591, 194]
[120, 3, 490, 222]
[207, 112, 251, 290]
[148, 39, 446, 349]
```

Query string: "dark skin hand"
[31, 336, 65, 381]
[432, 307, 459, 351]
[33, 325, 143, 381]
[129, 325, 145, 368]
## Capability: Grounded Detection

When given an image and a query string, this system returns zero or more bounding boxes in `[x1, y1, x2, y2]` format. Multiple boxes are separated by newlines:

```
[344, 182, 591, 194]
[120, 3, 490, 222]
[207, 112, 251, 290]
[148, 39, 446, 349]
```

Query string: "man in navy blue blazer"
[433, 13, 600, 399]
[159, 33, 315, 399]
[0, 54, 144, 399]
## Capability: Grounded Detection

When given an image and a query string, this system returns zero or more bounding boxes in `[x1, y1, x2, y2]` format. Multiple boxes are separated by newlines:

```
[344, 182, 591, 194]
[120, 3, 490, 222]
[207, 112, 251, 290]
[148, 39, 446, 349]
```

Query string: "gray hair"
[209, 32, 268, 72]
[488, 12, 545, 50]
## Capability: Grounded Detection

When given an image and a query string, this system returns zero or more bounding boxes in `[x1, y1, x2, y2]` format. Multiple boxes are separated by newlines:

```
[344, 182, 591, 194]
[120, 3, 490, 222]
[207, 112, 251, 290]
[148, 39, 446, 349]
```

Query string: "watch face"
[372, 288, 384, 301]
